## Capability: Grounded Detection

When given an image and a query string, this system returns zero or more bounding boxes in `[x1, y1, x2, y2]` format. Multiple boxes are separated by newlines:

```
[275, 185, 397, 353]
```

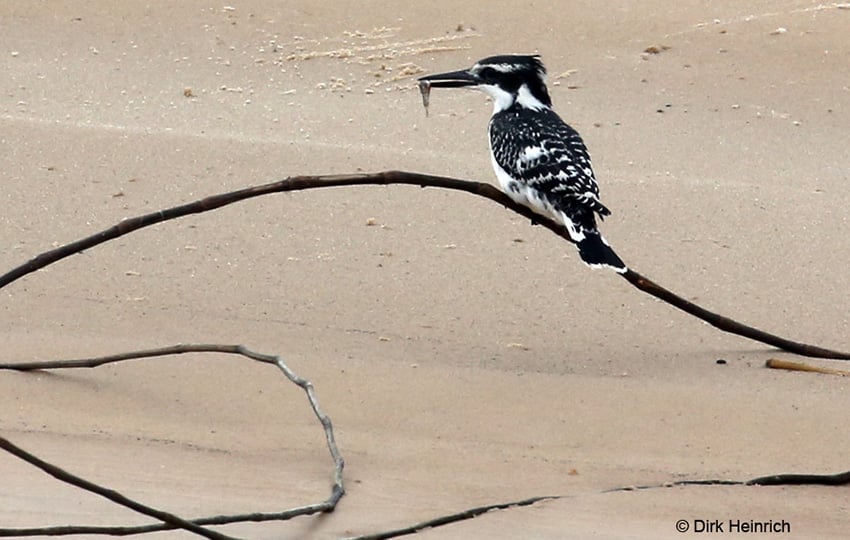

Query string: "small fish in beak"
[418, 80, 431, 116]
[417, 68, 481, 116]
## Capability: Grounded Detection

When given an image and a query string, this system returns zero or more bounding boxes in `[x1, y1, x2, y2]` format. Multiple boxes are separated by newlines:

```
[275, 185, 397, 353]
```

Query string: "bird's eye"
[477, 67, 496, 80]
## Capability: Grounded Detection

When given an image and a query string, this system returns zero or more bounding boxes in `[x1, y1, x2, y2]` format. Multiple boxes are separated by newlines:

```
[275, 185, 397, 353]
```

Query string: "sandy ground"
[1, 1, 849, 538]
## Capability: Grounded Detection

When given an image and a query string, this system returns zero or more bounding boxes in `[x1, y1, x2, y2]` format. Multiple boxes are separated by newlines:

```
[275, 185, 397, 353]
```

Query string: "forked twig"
[0, 171, 847, 360]
[0, 345, 343, 537]
[2, 348, 849, 538]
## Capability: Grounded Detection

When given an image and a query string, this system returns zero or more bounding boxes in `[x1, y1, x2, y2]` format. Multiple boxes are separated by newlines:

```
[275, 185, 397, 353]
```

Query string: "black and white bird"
[419, 55, 627, 273]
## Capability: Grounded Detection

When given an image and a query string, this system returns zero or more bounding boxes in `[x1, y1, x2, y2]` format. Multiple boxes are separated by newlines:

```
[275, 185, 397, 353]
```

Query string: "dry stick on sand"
[765, 358, 850, 377]
[0, 345, 343, 538]
[0, 171, 848, 360]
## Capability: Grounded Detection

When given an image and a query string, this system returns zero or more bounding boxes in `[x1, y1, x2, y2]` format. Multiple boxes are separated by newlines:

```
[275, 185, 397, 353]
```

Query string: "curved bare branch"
[0, 170, 846, 359]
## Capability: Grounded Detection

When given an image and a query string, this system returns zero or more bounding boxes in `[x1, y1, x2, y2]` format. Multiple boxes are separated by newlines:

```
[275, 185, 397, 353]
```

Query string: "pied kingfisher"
[419, 54, 627, 273]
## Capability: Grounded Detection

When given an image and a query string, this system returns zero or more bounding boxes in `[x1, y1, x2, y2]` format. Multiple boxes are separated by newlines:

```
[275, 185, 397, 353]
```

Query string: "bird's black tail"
[577, 232, 627, 273]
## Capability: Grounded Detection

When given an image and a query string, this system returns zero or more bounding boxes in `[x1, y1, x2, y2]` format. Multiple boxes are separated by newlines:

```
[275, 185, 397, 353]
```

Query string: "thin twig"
[229, 345, 346, 507]
[352, 467, 850, 539]
[602, 479, 745, 492]
[0, 171, 846, 359]
[346, 495, 561, 540]
[0, 437, 238, 540]
[0, 345, 343, 537]
[620, 270, 850, 360]
[602, 469, 850, 492]
[0, 504, 342, 538]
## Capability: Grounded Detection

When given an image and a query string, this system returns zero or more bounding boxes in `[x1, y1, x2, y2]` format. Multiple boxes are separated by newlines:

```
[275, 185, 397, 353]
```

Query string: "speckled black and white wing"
[489, 107, 627, 272]
[489, 107, 609, 228]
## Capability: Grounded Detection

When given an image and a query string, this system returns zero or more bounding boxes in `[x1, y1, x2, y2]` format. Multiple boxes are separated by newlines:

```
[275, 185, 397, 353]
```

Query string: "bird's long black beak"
[418, 69, 480, 88]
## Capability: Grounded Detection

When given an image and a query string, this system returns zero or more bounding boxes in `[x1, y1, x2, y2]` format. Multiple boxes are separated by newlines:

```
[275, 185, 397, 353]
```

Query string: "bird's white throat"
[479, 83, 548, 114]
